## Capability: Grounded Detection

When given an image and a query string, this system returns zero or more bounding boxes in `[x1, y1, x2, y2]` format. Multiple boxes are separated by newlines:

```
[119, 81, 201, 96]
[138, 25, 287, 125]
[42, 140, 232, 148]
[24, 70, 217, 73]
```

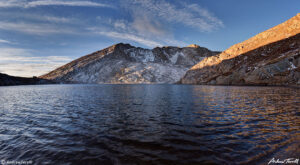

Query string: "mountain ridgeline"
[180, 13, 300, 86]
[2, 14, 299, 86]
[40, 44, 219, 84]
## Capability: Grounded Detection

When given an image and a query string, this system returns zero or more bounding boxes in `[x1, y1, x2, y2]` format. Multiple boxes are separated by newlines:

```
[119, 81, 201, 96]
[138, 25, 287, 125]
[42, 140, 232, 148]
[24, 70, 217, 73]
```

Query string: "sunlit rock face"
[40, 43, 219, 84]
[181, 13, 300, 86]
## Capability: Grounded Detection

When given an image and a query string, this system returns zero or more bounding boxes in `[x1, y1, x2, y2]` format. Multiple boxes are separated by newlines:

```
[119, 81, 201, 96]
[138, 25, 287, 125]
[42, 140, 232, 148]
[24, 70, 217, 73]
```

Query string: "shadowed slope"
[0, 73, 54, 86]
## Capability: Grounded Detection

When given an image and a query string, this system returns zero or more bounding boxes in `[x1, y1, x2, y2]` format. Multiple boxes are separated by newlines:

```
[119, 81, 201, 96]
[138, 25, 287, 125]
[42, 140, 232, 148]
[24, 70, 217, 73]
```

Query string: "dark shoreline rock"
[0, 73, 56, 86]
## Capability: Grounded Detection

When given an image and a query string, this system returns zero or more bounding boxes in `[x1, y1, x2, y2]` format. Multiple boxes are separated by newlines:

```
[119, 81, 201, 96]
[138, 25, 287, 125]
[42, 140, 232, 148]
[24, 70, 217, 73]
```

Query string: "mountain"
[181, 13, 300, 86]
[0, 73, 54, 86]
[40, 44, 219, 84]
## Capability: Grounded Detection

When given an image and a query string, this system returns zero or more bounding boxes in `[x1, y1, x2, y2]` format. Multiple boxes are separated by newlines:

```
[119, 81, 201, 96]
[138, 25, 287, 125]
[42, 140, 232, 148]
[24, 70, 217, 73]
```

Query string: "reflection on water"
[0, 85, 299, 164]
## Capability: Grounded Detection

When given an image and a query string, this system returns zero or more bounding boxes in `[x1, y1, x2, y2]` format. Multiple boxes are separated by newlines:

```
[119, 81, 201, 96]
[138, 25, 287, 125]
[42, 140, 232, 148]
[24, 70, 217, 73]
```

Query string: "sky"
[0, 0, 299, 77]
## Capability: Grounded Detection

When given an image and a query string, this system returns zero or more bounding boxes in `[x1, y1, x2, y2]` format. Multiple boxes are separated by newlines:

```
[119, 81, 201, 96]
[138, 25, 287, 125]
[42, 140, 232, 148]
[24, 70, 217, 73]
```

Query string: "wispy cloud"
[131, 12, 167, 37]
[94, 31, 163, 47]
[26, 0, 112, 8]
[0, 47, 72, 77]
[0, 0, 113, 8]
[0, 63, 67, 77]
[0, 39, 11, 44]
[0, 12, 73, 23]
[0, 0, 20, 8]
[93, 15, 187, 47]
[23, 14, 73, 23]
[43, 16, 72, 23]
[124, 0, 224, 32]
[0, 21, 77, 35]
[91, 0, 221, 47]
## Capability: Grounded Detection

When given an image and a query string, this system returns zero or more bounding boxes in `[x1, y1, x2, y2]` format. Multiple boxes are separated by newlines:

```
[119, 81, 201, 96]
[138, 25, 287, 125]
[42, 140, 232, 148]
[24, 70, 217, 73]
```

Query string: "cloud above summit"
[123, 0, 224, 32]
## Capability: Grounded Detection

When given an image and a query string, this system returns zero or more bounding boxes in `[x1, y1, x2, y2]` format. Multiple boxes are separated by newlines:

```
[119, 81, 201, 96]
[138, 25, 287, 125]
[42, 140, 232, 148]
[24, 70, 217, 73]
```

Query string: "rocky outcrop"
[40, 43, 219, 84]
[0, 73, 54, 86]
[181, 13, 300, 86]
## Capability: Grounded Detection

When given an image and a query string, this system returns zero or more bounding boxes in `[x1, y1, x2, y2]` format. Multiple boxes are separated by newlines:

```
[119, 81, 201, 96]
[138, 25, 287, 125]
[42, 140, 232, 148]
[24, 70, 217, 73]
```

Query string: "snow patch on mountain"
[40, 43, 219, 84]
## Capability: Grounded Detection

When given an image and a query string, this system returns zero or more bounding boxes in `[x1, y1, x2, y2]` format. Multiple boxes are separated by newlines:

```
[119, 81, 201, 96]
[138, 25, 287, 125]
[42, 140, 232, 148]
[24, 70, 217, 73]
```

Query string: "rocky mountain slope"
[0, 73, 54, 86]
[181, 13, 300, 86]
[40, 44, 219, 84]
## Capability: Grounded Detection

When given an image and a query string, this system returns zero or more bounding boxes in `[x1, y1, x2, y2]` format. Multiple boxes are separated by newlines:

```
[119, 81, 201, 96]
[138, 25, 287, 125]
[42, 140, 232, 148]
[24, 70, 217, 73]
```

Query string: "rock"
[187, 44, 200, 48]
[40, 43, 219, 84]
[180, 13, 300, 86]
[0, 73, 55, 86]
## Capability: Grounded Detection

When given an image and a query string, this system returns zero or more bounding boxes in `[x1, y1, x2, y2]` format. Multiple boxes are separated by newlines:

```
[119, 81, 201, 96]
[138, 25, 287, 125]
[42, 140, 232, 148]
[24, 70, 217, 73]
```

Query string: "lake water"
[0, 85, 299, 165]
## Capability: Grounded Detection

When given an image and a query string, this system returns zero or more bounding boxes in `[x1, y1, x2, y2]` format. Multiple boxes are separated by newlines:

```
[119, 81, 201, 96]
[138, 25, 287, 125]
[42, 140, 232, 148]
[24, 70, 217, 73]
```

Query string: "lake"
[0, 85, 299, 165]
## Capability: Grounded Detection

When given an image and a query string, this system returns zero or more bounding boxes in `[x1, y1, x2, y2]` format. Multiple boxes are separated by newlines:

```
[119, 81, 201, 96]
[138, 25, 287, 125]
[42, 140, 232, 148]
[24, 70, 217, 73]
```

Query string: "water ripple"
[0, 85, 299, 165]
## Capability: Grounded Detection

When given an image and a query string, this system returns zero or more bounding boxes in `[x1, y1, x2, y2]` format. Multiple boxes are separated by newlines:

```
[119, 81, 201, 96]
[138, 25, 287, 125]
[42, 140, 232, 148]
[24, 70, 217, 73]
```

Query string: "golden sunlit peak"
[187, 44, 200, 48]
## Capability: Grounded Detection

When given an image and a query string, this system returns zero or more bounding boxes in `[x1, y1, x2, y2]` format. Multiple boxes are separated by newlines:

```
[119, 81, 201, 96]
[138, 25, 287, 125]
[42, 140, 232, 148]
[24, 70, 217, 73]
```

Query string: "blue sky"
[0, 0, 299, 77]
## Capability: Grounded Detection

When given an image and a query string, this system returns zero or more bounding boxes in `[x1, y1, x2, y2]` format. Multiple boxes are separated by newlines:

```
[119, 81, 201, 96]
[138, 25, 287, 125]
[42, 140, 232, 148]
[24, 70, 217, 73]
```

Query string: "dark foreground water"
[0, 85, 299, 165]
